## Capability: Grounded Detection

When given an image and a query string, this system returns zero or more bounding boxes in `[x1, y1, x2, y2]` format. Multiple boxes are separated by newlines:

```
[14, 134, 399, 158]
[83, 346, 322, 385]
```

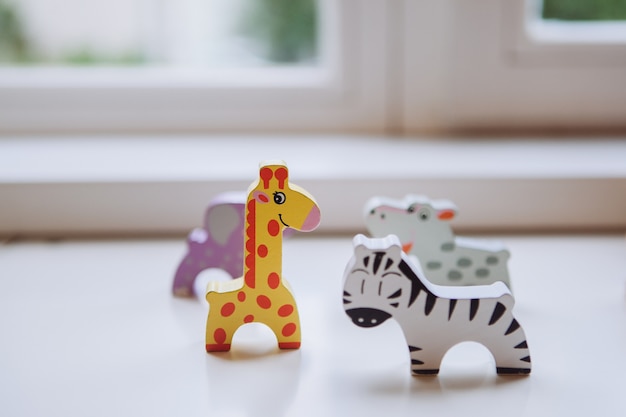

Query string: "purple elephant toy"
[172, 192, 246, 297]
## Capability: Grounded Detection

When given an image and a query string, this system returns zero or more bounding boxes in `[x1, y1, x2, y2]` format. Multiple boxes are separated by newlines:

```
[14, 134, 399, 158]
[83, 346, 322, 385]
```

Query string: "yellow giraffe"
[205, 161, 321, 351]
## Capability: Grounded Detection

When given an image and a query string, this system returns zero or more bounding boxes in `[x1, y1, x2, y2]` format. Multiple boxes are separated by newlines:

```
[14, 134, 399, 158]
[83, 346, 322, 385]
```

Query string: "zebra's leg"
[408, 344, 444, 376]
[491, 319, 532, 375]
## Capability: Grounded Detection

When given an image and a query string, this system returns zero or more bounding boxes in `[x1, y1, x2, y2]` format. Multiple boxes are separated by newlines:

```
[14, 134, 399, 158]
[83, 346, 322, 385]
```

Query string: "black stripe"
[520, 355, 531, 363]
[424, 293, 437, 316]
[505, 319, 520, 335]
[373, 252, 385, 274]
[363, 256, 370, 268]
[411, 359, 424, 365]
[384, 257, 394, 271]
[514, 341, 528, 349]
[343, 291, 351, 296]
[343, 299, 351, 304]
[448, 299, 457, 320]
[469, 299, 479, 321]
[390, 302, 399, 308]
[387, 289, 402, 299]
[497, 367, 530, 375]
[408, 345, 422, 352]
[489, 302, 507, 325]
[413, 369, 439, 375]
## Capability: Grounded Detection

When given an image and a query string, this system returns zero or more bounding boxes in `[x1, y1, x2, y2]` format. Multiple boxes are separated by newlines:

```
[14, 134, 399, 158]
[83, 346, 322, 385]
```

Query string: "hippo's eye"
[273, 192, 286, 205]
[407, 205, 416, 214]
[370, 209, 376, 215]
[419, 208, 430, 221]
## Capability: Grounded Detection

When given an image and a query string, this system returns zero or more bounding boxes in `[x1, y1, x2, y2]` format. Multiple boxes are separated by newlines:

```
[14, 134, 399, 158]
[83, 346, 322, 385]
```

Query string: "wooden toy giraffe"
[205, 161, 321, 352]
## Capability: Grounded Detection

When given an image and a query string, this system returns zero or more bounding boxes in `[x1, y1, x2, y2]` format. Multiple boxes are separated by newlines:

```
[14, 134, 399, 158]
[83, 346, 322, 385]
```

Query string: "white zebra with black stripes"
[342, 234, 531, 376]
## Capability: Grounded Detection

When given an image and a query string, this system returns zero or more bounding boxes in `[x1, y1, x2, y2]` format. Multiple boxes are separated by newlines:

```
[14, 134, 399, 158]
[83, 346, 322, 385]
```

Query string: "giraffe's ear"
[253, 191, 270, 204]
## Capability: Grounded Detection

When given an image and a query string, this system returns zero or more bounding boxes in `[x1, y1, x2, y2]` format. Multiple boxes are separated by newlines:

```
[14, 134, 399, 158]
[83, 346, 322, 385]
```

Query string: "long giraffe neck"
[243, 198, 283, 290]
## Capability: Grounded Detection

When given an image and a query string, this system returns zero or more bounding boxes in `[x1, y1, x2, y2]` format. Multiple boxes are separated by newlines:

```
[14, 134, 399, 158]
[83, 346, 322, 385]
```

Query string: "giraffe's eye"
[419, 209, 430, 221]
[273, 192, 286, 205]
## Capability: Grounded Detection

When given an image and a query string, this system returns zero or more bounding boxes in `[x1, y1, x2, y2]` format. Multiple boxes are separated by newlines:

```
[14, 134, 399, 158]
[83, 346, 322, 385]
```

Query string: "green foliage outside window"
[543, 0, 626, 21]
[0, 0, 33, 63]
[240, 0, 317, 64]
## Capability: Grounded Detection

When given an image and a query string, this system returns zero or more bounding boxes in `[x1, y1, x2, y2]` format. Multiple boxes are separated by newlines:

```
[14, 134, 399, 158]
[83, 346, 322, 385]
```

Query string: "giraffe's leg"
[205, 310, 236, 352]
[270, 305, 301, 350]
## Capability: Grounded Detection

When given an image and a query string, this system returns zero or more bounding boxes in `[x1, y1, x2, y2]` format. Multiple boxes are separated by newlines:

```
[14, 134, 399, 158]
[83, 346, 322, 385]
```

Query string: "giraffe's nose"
[301, 205, 321, 231]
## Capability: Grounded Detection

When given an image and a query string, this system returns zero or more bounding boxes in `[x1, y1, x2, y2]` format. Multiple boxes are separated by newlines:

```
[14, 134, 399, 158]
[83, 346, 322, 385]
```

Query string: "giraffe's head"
[250, 161, 321, 232]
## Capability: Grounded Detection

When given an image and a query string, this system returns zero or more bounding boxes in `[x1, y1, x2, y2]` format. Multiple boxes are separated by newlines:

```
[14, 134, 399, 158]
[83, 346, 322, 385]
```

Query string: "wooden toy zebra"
[365, 194, 512, 289]
[342, 234, 531, 376]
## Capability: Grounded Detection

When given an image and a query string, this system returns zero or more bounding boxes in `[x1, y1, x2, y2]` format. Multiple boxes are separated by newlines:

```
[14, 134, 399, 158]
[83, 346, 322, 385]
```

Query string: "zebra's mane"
[397, 257, 435, 306]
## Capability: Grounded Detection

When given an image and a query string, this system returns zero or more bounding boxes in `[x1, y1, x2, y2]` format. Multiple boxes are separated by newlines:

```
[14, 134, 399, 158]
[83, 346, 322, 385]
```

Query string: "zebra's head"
[343, 234, 423, 328]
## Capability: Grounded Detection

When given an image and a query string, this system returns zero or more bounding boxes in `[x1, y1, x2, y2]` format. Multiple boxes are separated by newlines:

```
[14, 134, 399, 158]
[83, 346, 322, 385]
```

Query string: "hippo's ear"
[437, 208, 456, 220]
[431, 199, 458, 221]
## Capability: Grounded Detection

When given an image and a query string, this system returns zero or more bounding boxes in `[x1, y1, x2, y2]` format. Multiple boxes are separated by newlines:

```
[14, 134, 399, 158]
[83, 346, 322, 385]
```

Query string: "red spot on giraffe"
[260, 167, 274, 189]
[247, 199, 256, 214]
[221, 302, 235, 317]
[245, 254, 255, 269]
[237, 291, 246, 302]
[257, 244, 268, 258]
[245, 270, 256, 288]
[278, 304, 294, 317]
[267, 272, 280, 289]
[243, 314, 254, 323]
[214, 328, 227, 344]
[257, 295, 272, 309]
[267, 219, 280, 237]
[282, 322, 297, 337]
[274, 167, 288, 189]
[246, 238, 255, 253]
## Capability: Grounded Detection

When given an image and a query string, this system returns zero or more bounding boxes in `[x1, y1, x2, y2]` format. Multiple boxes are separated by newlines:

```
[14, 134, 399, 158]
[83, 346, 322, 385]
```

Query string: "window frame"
[402, 0, 626, 133]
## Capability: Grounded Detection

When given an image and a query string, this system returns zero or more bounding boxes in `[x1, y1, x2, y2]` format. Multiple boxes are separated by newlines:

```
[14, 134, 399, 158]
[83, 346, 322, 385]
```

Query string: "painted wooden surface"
[204, 161, 321, 352]
[172, 191, 246, 297]
[343, 234, 531, 376]
[365, 195, 512, 288]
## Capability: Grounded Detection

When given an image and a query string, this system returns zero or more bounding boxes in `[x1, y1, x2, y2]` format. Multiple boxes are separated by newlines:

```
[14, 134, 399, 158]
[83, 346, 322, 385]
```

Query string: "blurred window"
[0, 0, 318, 67]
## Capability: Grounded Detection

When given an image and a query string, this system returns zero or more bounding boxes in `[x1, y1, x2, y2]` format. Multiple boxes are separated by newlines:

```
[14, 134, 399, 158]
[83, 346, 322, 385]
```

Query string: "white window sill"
[1, 134, 626, 237]
[1, 234, 625, 416]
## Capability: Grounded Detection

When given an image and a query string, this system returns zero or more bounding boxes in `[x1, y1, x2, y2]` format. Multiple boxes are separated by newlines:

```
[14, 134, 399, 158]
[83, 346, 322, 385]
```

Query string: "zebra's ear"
[386, 239, 404, 260]
[352, 234, 374, 259]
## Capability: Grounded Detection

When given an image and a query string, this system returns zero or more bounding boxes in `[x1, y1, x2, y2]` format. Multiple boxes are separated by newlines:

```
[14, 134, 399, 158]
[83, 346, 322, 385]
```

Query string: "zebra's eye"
[418, 209, 430, 221]
[273, 192, 286, 205]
